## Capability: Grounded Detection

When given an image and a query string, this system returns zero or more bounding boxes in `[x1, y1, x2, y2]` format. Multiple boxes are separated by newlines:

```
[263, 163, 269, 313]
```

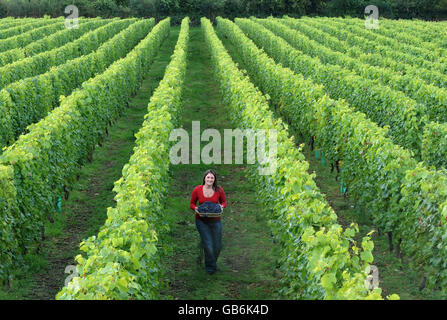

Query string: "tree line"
[0, 0, 445, 24]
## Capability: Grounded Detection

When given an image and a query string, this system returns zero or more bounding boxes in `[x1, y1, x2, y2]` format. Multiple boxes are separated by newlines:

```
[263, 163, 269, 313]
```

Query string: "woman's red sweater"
[190, 185, 227, 222]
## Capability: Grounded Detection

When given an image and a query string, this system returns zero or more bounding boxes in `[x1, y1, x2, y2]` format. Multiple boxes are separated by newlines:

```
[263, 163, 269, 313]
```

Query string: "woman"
[190, 169, 227, 275]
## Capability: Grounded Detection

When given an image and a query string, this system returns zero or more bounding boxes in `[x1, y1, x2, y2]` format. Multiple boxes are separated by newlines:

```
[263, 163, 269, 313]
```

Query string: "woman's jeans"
[195, 219, 222, 273]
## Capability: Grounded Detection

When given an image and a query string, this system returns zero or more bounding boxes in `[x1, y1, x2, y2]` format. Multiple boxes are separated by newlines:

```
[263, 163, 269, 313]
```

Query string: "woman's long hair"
[202, 169, 221, 192]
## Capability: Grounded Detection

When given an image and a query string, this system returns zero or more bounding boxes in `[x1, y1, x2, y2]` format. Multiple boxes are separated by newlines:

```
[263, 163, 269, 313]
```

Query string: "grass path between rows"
[218, 25, 443, 300]
[159, 26, 283, 300]
[0, 27, 180, 300]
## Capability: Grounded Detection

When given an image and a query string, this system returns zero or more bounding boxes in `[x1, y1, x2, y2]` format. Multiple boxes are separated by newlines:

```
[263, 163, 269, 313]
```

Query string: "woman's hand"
[219, 204, 224, 212]
[195, 207, 199, 214]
